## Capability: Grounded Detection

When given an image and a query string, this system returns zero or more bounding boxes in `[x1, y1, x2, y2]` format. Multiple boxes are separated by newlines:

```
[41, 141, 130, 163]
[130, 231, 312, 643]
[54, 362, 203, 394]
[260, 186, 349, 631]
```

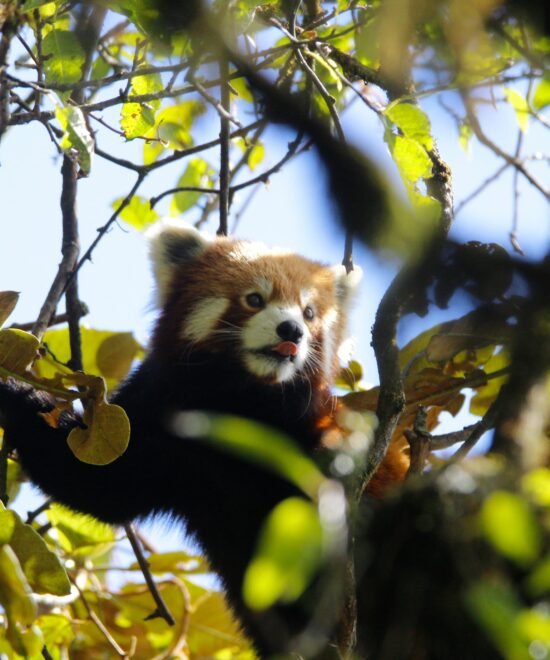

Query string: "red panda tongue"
[271, 341, 299, 357]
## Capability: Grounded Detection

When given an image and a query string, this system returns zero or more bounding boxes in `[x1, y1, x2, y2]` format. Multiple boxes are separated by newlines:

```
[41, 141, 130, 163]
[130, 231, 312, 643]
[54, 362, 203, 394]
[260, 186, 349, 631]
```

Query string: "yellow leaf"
[68, 399, 130, 466]
[0, 329, 39, 375]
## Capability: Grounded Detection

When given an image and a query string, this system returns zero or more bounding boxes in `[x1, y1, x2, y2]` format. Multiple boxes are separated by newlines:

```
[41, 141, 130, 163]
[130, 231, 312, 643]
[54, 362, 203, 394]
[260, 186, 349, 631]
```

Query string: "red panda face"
[148, 221, 361, 384]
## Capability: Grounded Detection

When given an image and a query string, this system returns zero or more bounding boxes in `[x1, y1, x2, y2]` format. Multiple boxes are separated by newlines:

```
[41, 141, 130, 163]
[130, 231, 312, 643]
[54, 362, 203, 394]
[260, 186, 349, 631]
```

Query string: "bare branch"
[124, 522, 176, 626]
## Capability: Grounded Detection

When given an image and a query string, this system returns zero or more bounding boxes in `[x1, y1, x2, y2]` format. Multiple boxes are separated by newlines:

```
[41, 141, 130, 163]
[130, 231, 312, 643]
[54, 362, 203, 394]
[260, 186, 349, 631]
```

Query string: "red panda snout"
[241, 302, 313, 383]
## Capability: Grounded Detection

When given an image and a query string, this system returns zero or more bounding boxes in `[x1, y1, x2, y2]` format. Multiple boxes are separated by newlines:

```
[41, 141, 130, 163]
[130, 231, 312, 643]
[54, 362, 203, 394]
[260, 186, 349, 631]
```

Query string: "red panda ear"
[330, 264, 362, 310]
[147, 220, 211, 306]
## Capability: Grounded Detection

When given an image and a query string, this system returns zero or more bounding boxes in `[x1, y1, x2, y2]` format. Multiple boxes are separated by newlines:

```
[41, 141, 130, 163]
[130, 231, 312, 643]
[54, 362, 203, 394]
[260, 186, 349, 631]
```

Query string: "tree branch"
[124, 522, 176, 626]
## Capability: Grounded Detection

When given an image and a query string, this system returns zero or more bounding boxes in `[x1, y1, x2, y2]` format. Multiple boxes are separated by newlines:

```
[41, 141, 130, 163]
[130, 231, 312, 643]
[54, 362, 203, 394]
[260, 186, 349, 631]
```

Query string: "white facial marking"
[300, 288, 314, 307]
[181, 297, 229, 342]
[242, 303, 310, 382]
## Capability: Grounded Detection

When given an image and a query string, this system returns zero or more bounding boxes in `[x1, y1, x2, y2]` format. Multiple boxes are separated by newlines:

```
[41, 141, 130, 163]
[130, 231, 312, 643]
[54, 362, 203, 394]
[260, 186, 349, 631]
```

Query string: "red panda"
[0, 222, 407, 655]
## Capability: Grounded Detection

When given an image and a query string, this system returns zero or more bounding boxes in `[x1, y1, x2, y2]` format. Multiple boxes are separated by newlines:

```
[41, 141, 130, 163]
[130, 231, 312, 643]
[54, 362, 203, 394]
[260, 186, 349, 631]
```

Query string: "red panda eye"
[245, 293, 264, 309]
[304, 305, 315, 320]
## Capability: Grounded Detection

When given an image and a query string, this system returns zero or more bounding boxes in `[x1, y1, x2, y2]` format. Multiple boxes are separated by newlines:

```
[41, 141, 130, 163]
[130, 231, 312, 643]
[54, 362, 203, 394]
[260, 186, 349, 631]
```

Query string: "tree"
[0, 0, 549, 658]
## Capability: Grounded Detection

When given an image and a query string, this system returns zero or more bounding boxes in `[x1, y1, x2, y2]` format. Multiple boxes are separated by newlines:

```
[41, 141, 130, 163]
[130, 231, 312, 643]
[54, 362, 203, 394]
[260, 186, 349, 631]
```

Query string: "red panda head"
[148, 221, 361, 384]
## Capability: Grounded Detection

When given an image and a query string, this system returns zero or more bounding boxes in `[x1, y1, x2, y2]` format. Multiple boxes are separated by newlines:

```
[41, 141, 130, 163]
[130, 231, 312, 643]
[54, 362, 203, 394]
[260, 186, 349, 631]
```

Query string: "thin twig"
[68, 173, 146, 285]
[72, 579, 129, 657]
[218, 55, 231, 236]
[462, 91, 549, 200]
[124, 523, 176, 626]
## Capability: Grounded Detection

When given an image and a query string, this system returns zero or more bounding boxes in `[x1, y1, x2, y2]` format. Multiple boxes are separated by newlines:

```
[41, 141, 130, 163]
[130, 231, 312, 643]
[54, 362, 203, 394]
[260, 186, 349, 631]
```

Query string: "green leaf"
[47, 503, 115, 558]
[148, 100, 206, 149]
[120, 71, 163, 139]
[504, 87, 529, 132]
[55, 106, 94, 175]
[42, 30, 85, 85]
[385, 102, 433, 150]
[243, 498, 323, 610]
[6, 510, 71, 595]
[170, 158, 212, 215]
[391, 135, 433, 183]
[480, 490, 542, 566]
[173, 413, 326, 500]
[533, 75, 550, 110]
[112, 195, 160, 231]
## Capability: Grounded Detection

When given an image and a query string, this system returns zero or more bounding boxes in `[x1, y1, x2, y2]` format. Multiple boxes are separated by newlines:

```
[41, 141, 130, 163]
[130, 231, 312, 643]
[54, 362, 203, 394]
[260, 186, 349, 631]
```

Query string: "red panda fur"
[0, 222, 408, 655]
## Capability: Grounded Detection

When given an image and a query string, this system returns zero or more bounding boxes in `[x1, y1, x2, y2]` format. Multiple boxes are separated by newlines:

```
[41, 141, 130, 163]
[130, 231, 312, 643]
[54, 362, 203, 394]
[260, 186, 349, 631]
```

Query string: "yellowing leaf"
[243, 498, 323, 610]
[96, 332, 141, 380]
[480, 491, 541, 566]
[68, 399, 130, 465]
[0, 291, 19, 327]
[470, 349, 510, 417]
[504, 87, 529, 132]
[392, 136, 433, 183]
[385, 102, 433, 150]
[0, 545, 36, 625]
[37, 327, 143, 390]
[120, 71, 164, 139]
[0, 329, 39, 375]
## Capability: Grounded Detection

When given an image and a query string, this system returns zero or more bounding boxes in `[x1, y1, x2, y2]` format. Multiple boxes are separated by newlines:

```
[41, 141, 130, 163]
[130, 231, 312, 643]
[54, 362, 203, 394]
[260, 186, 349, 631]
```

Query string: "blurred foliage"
[0, 0, 549, 657]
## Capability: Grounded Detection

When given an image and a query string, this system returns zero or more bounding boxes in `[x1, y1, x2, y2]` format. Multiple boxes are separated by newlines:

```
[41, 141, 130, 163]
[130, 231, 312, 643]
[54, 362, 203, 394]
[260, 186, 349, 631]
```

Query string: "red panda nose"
[276, 320, 304, 344]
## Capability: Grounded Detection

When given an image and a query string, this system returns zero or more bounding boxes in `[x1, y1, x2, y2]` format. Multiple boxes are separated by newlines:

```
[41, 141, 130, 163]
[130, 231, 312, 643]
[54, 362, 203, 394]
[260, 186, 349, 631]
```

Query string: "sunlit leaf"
[148, 100, 206, 150]
[112, 195, 160, 231]
[120, 71, 163, 139]
[0, 329, 39, 375]
[5, 509, 71, 595]
[391, 136, 433, 183]
[68, 396, 130, 465]
[42, 30, 85, 85]
[96, 332, 142, 381]
[504, 87, 529, 133]
[47, 503, 115, 557]
[470, 349, 510, 417]
[385, 102, 433, 150]
[243, 498, 323, 610]
[480, 490, 541, 566]
[170, 158, 213, 215]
